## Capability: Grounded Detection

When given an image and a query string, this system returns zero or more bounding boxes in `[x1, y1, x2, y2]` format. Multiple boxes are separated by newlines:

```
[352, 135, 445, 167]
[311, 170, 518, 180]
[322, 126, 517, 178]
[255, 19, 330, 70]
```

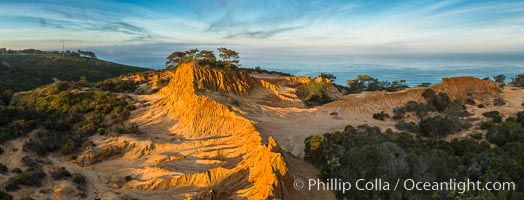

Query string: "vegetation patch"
[0, 81, 134, 155]
[482, 111, 503, 123]
[346, 75, 408, 94]
[305, 119, 524, 199]
[372, 111, 390, 121]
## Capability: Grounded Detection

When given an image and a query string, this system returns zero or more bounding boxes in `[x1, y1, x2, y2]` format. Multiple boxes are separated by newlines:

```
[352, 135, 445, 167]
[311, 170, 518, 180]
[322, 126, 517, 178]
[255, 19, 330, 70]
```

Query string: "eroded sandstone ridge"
[47, 64, 501, 200]
[74, 63, 312, 199]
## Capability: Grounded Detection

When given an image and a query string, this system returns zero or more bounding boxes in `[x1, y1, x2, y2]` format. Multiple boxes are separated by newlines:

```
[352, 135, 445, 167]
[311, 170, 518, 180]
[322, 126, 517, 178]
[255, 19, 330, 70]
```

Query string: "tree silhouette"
[217, 47, 239, 70]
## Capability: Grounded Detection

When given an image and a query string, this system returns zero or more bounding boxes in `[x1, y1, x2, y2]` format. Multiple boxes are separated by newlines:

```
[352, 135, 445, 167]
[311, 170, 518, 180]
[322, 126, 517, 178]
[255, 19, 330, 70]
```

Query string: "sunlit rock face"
[75, 63, 301, 199]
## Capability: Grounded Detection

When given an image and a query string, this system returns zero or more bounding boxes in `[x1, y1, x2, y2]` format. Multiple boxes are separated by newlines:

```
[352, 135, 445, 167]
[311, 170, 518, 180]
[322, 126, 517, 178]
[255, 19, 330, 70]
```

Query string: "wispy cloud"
[223, 26, 303, 39]
[1, 0, 524, 55]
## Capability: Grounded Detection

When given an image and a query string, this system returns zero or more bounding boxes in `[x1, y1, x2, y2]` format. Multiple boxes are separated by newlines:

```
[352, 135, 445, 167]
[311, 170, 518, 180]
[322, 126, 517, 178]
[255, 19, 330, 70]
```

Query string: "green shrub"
[517, 111, 524, 125]
[304, 81, 331, 105]
[21, 196, 34, 200]
[393, 101, 434, 119]
[493, 74, 506, 84]
[395, 121, 419, 133]
[477, 104, 485, 108]
[482, 111, 502, 123]
[443, 101, 470, 118]
[372, 111, 390, 121]
[319, 73, 336, 81]
[0, 163, 7, 174]
[5, 168, 46, 191]
[511, 74, 524, 87]
[0, 191, 13, 200]
[422, 89, 451, 112]
[418, 82, 432, 87]
[4, 83, 135, 155]
[346, 75, 408, 93]
[95, 78, 142, 93]
[464, 97, 476, 105]
[21, 156, 39, 167]
[50, 167, 71, 180]
[419, 116, 471, 138]
[480, 121, 497, 130]
[486, 121, 524, 146]
[11, 168, 22, 174]
[303, 124, 524, 199]
[72, 173, 86, 185]
[470, 132, 483, 140]
[125, 175, 133, 182]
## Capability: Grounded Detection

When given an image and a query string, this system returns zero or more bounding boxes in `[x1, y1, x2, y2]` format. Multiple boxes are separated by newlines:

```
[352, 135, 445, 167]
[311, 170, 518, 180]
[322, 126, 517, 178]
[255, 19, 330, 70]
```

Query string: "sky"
[1, 0, 524, 68]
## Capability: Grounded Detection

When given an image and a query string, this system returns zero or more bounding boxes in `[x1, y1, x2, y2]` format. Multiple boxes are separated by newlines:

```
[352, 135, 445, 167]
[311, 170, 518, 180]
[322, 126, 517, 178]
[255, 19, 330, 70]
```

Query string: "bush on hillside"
[512, 74, 524, 87]
[304, 81, 331, 106]
[494, 97, 505, 106]
[0, 191, 13, 200]
[346, 75, 408, 93]
[304, 123, 524, 199]
[372, 111, 390, 121]
[395, 120, 419, 133]
[486, 120, 524, 146]
[419, 115, 471, 138]
[482, 111, 503, 123]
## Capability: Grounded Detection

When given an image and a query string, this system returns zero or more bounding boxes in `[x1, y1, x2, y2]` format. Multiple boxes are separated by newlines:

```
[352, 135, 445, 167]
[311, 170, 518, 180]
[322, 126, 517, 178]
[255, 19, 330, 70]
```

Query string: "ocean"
[99, 53, 524, 87]
[240, 54, 524, 86]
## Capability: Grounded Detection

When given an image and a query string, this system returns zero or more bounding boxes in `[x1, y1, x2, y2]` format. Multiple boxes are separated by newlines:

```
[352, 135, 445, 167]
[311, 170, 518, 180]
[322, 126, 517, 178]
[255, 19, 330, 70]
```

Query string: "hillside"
[0, 54, 149, 92]
[0, 61, 522, 199]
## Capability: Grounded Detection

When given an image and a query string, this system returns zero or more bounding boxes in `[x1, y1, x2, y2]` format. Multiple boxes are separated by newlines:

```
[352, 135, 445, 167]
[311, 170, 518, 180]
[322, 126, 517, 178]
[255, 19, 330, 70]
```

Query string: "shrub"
[419, 116, 471, 138]
[227, 97, 239, 106]
[5, 168, 47, 191]
[443, 101, 470, 118]
[4, 181, 19, 192]
[486, 121, 524, 146]
[477, 104, 485, 108]
[303, 124, 524, 199]
[372, 111, 390, 121]
[304, 81, 331, 105]
[95, 78, 141, 93]
[470, 132, 483, 140]
[0, 147, 3, 155]
[346, 75, 408, 93]
[493, 74, 506, 84]
[482, 111, 503, 123]
[72, 173, 86, 185]
[480, 121, 496, 130]
[50, 167, 72, 180]
[418, 82, 431, 87]
[422, 89, 451, 112]
[464, 97, 476, 105]
[7, 84, 135, 155]
[393, 101, 434, 119]
[125, 175, 133, 182]
[395, 121, 419, 133]
[21, 156, 39, 168]
[494, 97, 505, 106]
[319, 73, 336, 81]
[11, 168, 22, 174]
[0, 163, 7, 174]
[511, 74, 524, 87]
[0, 191, 13, 200]
[517, 111, 524, 125]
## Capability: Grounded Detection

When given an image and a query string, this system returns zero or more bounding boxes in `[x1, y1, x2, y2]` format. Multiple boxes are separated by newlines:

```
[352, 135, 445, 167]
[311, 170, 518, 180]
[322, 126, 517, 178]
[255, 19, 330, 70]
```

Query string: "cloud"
[39, 18, 64, 29]
[203, 1, 358, 39]
[223, 26, 303, 39]
[0, 1, 156, 42]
